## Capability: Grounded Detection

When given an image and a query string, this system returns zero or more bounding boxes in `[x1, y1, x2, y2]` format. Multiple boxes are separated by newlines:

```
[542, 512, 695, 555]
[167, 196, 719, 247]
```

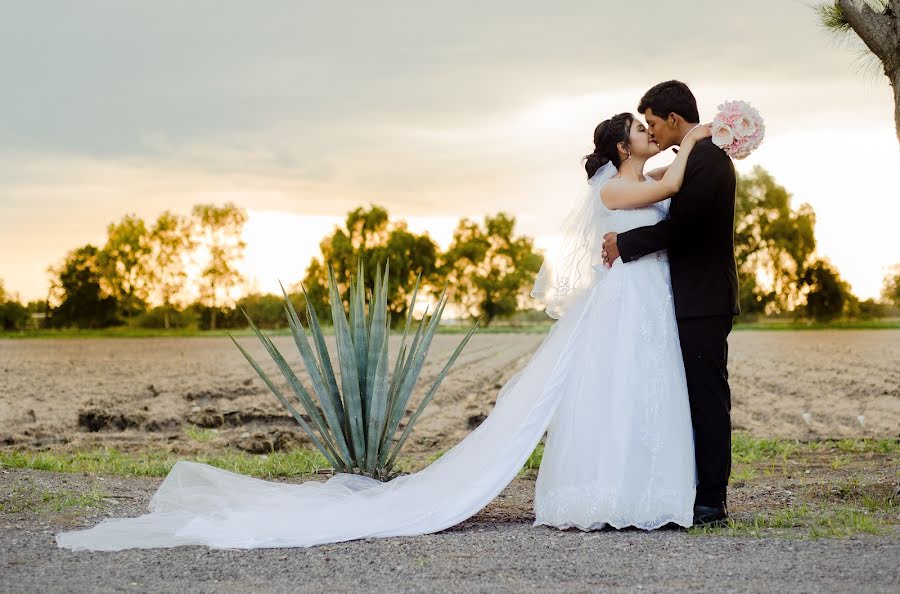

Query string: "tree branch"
[838, 0, 896, 63]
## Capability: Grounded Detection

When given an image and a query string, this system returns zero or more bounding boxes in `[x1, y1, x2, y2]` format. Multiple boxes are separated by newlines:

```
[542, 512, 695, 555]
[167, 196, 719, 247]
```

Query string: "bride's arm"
[599, 124, 712, 210]
[647, 166, 669, 181]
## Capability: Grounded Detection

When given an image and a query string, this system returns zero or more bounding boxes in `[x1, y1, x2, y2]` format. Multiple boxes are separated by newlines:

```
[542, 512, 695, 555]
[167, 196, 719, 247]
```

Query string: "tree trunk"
[838, 0, 900, 146]
[163, 306, 170, 330]
[894, 70, 900, 145]
[210, 309, 217, 331]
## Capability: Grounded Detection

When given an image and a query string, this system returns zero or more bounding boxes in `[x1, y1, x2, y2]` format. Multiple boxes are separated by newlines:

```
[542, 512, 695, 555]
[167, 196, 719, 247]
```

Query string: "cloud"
[1, 0, 898, 302]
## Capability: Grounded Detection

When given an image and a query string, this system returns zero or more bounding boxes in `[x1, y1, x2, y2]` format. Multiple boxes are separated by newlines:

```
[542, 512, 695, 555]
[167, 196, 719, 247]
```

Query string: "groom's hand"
[602, 233, 619, 267]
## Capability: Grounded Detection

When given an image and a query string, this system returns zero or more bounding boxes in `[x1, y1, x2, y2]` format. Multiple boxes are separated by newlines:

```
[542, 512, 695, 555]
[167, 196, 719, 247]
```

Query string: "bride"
[56, 114, 713, 551]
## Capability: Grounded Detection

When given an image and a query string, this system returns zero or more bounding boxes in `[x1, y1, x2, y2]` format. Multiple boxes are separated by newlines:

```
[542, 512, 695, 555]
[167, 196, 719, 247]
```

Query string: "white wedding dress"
[56, 168, 696, 551]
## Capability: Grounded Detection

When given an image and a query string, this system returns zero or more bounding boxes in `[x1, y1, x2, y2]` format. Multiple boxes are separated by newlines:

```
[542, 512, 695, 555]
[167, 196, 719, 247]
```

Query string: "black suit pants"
[677, 315, 733, 507]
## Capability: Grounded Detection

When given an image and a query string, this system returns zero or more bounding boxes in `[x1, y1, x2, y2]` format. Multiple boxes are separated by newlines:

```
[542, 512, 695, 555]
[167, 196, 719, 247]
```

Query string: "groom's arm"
[617, 145, 724, 263]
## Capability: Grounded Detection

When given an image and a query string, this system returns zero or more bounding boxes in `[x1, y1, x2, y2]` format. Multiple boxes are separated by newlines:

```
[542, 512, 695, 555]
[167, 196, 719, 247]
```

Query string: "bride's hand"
[684, 123, 713, 145]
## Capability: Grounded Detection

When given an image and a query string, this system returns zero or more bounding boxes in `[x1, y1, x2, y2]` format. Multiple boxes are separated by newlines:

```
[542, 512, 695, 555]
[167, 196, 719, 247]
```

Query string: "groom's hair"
[638, 80, 699, 123]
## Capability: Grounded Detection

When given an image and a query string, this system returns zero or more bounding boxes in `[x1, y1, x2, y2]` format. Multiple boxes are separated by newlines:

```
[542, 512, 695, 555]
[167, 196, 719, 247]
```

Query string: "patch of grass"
[5, 317, 900, 339]
[0, 446, 486, 481]
[732, 434, 899, 462]
[734, 319, 900, 331]
[426, 450, 446, 464]
[731, 434, 799, 464]
[183, 425, 217, 443]
[810, 508, 882, 538]
[521, 443, 544, 473]
[689, 504, 812, 538]
[690, 502, 889, 539]
[519, 436, 896, 477]
[436, 324, 553, 335]
[0, 322, 556, 340]
[41, 488, 109, 512]
[0, 447, 330, 479]
[862, 493, 896, 514]
[831, 455, 852, 470]
[730, 466, 757, 484]
[832, 478, 863, 500]
[0, 327, 323, 340]
[0, 484, 108, 514]
[834, 438, 900, 454]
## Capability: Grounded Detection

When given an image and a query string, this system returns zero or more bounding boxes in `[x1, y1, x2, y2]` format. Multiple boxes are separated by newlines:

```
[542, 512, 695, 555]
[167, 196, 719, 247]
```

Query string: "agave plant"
[227, 261, 479, 481]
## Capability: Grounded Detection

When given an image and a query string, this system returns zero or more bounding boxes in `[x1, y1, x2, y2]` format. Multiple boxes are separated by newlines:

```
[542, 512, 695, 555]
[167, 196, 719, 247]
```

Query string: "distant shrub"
[135, 306, 198, 329]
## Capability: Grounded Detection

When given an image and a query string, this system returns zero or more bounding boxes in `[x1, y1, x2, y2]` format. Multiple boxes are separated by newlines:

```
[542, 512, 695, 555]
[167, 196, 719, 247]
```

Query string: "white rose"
[735, 115, 757, 137]
[712, 123, 734, 147]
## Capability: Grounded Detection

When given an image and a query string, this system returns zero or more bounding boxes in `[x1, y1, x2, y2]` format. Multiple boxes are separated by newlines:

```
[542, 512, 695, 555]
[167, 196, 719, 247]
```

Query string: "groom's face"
[643, 109, 676, 150]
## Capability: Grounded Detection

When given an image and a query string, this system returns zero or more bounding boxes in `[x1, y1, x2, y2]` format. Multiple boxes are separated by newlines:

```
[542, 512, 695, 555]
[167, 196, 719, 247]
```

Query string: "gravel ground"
[1, 469, 898, 594]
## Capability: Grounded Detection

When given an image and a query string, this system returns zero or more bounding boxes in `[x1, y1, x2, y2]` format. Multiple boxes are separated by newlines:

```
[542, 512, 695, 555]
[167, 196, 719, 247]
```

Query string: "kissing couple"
[58, 79, 740, 551]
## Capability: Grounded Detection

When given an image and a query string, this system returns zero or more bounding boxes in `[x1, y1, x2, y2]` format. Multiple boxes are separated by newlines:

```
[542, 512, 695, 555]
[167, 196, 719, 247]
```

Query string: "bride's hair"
[584, 112, 633, 179]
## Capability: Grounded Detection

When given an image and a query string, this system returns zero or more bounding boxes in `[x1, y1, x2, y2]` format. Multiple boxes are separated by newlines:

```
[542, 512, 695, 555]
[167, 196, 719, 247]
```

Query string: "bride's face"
[626, 119, 660, 159]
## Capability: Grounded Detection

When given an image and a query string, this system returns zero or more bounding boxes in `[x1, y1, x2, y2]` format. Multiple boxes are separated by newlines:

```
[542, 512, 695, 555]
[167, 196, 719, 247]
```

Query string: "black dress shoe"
[692, 503, 728, 527]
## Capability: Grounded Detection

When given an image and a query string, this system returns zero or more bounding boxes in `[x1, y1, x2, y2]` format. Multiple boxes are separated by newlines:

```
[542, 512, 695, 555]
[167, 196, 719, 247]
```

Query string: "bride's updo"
[584, 112, 634, 179]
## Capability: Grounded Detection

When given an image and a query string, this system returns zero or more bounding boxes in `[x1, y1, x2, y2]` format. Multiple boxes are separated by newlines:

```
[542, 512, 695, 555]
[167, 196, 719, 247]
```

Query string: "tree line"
[1, 166, 898, 332]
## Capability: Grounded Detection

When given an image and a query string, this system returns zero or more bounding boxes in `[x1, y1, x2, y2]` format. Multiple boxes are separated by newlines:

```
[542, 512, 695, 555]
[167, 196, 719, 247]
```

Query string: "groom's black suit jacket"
[617, 137, 740, 318]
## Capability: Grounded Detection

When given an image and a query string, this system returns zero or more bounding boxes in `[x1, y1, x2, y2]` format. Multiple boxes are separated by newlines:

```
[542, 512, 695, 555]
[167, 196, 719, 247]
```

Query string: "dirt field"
[0, 330, 898, 458]
[1, 331, 898, 592]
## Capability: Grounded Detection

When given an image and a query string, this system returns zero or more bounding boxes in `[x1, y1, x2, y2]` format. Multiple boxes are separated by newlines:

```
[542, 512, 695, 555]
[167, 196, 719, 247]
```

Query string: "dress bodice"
[591, 181, 670, 268]
[597, 184, 670, 235]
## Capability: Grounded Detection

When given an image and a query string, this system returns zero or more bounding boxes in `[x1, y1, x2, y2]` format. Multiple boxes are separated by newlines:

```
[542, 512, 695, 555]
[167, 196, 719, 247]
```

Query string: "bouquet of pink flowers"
[711, 100, 765, 159]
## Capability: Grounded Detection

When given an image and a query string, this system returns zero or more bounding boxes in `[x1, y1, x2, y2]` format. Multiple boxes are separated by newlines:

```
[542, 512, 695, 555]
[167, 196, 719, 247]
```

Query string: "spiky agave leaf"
[279, 281, 353, 467]
[328, 265, 366, 466]
[402, 284, 449, 383]
[233, 261, 478, 481]
[382, 296, 428, 454]
[350, 261, 368, 418]
[364, 322, 391, 472]
[364, 263, 383, 394]
[239, 310, 344, 463]
[379, 303, 430, 460]
[387, 316, 482, 468]
[299, 282, 345, 436]
[227, 331, 343, 470]
[377, 286, 451, 468]
[382, 285, 448, 439]
[365, 261, 389, 423]
[380, 275, 420, 452]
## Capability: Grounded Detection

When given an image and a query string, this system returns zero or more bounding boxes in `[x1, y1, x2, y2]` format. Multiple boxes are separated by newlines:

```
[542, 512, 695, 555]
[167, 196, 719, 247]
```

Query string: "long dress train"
[56, 187, 695, 551]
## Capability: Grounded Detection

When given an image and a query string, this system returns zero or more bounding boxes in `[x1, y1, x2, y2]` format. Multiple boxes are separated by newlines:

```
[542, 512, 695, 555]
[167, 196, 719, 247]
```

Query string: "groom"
[601, 80, 740, 526]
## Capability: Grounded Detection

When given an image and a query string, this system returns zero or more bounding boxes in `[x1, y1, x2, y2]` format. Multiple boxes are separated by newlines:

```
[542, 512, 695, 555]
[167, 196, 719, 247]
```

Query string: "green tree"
[735, 167, 817, 315]
[49, 245, 119, 328]
[0, 280, 29, 331]
[819, 1, 900, 146]
[98, 214, 152, 322]
[227, 292, 308, 329]
[302, 206, 440, 323]
[801, 259, 854, 321]
[856, 298, 891, 319]
[146, 211, 195, 329]
[191, 203, 248, 331]
[880, 264, 900, 306]
[441, 213, 543, 326]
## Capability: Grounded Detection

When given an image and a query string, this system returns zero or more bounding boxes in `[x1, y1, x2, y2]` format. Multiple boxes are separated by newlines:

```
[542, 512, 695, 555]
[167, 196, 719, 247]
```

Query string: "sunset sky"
[1, 0, 898, 304]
